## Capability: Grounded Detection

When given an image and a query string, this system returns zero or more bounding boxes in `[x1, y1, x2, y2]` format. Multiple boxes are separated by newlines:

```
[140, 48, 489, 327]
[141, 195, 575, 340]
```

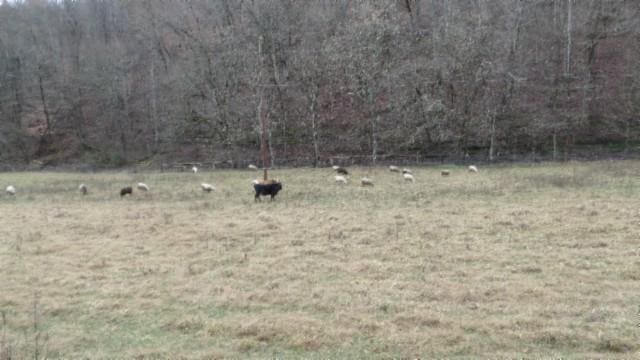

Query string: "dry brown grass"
[0, 161, 639, 358]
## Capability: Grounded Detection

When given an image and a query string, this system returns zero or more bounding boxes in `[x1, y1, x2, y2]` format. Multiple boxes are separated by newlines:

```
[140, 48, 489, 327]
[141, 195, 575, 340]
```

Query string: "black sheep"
[120, 186, 133, 197]
[253, 181, 283, 201]
[336, 167, 348, 175]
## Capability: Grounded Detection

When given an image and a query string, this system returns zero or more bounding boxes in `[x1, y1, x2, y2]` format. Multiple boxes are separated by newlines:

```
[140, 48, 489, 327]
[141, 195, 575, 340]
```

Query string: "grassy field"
[0, 161, 639, 358]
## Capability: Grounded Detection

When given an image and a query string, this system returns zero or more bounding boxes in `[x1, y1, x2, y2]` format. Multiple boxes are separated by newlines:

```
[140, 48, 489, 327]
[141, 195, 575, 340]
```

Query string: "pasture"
[0, 161, 639, 358]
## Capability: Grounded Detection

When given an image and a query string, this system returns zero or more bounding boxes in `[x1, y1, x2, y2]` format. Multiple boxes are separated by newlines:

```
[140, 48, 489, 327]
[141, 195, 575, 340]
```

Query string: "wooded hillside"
[1, 0, 639, 167]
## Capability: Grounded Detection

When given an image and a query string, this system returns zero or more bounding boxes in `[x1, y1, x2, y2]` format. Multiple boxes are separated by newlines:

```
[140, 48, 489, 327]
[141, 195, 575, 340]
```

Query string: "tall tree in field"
[340, 3, 399, 163]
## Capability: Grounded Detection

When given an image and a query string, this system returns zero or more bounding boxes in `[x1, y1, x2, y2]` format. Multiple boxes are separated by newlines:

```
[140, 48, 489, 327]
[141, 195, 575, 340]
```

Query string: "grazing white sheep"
[468, 165, 478, 173]
[78, 183, 88, 195]
[332, 165, 340, 170]
[248, 164, 259, 170]
[137, 182, 150, 192]
[201, 183, 215, 193]
[192, 165, 198, 173]
[441, 170, 450, 176]
[402, 168, 412, 174]
[6, 185, 15, 196]
[335, 175, 348, 184]
[361, 177, 374, 186]
[389, 165, 400, 172]
[403, 173, 415, 182]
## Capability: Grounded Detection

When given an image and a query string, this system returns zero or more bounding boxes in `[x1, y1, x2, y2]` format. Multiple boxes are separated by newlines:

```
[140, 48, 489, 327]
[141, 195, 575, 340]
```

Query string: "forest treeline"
[1, 0, 639, 167]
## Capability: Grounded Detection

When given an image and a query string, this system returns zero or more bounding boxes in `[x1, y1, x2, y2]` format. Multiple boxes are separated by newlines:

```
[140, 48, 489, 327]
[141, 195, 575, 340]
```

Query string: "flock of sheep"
[2, 164, 216, 199]
[118, 181, 218, 197]
[3, 180, 216, 198]
[2, 164, 480, 199]
[332, 164, 479, 187]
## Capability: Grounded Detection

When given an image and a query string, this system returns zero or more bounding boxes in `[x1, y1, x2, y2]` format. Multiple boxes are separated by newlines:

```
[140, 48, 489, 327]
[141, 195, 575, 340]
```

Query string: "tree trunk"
[444, 1, 449, 38]
[256, 35, 269, 179]
[367, 90, 378, 164]
[120, 78, 130, 160]
[624, 119, 630, 154]
[150, 60, 159, 152]
[492, 1, 523, 162]
[270, 39, 290, 167]
[9, 57, 29, 161]
[371, 114, 379, 164]
[309, 90, 320, 167]
[37, 71, 51, 136]
[257, 90, 268, 170]
[265, 94, 275, 167]
[489, 114, 496, 161]
[565, 0, 572, 75]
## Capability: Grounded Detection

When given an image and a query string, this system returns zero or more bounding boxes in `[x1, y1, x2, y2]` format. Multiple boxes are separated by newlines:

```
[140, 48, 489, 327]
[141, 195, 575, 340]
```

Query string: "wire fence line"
[156, 150, 640, 172]
[2, 148, 639, 173]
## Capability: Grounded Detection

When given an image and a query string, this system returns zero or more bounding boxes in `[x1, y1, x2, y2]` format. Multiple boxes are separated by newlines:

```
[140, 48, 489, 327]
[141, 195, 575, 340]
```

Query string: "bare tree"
[0, 0, 638, 165]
